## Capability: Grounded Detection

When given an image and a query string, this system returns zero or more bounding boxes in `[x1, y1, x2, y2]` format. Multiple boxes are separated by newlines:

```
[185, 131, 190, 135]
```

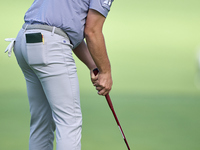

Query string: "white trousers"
[14, 28, 82, 150]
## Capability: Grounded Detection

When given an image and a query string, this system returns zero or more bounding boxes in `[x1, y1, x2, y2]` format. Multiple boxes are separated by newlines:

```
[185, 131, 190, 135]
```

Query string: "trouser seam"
[65, 48, 80, 150]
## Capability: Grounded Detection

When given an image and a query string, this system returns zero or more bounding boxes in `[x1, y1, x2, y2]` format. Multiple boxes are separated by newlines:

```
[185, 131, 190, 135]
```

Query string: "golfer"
[12, 0, 114, 150]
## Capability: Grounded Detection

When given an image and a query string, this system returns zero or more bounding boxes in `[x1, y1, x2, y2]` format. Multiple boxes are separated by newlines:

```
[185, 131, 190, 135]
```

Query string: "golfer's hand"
[91, 70, 113, 96]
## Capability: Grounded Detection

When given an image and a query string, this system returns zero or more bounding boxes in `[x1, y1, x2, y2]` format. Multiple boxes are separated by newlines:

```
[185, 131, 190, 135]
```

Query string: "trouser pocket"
[25, 32, 46, 66]
[26, 32, 47, 65]
[26, 42, 47, 65]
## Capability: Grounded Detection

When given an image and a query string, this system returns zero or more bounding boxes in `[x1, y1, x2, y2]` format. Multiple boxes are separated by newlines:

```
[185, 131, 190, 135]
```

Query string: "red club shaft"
[93, 69, 130, 150]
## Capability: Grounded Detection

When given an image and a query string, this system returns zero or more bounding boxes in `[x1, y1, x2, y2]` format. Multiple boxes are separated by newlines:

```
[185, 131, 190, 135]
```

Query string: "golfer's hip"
[21, 23, 72, 64]
[14, 25, 76, 76]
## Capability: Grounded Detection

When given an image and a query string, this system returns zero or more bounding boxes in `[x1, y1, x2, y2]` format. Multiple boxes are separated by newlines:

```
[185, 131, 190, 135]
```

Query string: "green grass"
[80, 94, 200, 150]
[1, 0, 200, 150]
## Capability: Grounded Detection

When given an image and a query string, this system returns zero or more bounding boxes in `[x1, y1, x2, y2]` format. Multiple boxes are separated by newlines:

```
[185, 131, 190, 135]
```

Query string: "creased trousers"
[14, 27, 82, 150]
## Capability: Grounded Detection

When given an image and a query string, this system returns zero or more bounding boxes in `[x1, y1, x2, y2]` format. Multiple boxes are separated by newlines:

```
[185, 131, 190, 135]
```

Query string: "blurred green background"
[1, 0, 200, 150]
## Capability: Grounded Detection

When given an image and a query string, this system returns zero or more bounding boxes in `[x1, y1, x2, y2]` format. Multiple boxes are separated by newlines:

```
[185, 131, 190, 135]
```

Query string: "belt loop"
[24, 24, 28, 33]
[51, 27, 56, 36]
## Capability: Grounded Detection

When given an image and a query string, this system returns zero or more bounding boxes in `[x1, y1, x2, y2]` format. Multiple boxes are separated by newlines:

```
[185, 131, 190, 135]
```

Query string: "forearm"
[85, 27, 111, 74]
[73, 40, 96, 70]
[84, 9, 112, 95]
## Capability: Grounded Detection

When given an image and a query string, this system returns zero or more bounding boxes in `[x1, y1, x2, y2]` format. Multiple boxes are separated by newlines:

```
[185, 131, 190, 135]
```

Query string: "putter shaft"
[93, 68, 130, 150]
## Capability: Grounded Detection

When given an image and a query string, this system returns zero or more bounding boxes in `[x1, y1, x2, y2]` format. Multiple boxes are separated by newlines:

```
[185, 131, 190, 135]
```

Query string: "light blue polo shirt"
[24, 0, 114, 48]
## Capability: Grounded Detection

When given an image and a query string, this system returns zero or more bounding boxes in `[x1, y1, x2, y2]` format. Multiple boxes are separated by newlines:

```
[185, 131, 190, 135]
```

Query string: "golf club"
[93, 68, 131, 150]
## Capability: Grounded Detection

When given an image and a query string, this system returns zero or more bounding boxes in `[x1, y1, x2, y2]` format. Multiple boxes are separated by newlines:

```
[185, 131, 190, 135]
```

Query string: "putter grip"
[93, 68, 99, 76]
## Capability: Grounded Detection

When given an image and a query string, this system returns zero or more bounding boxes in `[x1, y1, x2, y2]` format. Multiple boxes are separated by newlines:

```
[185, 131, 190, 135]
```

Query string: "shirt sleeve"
[89, 0, 114, 17]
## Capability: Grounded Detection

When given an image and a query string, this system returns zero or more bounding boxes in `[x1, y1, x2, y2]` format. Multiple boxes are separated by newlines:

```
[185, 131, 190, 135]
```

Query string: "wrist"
[98, 65, 111, 74]
[89, 65, 97, 71]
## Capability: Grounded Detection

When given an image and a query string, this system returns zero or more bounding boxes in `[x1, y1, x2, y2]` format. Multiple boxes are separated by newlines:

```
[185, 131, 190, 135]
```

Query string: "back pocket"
[26, 42, 47, 65]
